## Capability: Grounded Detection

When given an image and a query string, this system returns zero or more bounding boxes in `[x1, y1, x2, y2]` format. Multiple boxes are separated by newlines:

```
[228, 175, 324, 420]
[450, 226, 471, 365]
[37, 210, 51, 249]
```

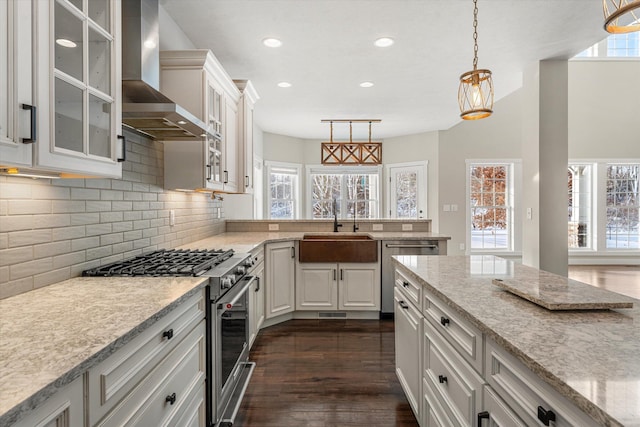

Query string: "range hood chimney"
[121, 0, 210, 140]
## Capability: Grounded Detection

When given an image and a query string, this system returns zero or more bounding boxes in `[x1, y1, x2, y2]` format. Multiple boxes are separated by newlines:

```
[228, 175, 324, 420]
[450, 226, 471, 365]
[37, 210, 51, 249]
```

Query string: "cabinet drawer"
[485, 339, 599, 427]
[422, 377, 455, 427]
[482, 385, 527, 427]
[96, 321, 206, 427]
[423, 319, 484, 427]
[88, 290, 205, 425]
[395, 268, 422, 310]
[423, 286, 483, 373]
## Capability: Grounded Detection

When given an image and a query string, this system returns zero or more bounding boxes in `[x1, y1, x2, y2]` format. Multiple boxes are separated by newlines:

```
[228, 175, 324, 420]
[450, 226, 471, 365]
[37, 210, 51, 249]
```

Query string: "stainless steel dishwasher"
[381, 240, 439, 317]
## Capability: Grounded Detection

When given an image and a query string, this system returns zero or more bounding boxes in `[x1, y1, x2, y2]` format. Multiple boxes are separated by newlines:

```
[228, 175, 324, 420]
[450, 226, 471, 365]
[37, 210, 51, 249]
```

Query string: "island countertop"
[391, 255, 640, 427]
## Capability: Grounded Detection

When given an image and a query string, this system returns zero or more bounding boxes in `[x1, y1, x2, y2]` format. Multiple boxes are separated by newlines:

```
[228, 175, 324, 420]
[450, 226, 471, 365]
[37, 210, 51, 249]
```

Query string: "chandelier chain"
[472, 0, 479, 70]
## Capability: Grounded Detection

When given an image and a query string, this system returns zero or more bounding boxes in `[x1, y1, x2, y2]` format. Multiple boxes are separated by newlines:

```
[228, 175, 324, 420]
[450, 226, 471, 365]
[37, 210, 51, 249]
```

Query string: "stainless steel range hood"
[122, 0, 208, 140]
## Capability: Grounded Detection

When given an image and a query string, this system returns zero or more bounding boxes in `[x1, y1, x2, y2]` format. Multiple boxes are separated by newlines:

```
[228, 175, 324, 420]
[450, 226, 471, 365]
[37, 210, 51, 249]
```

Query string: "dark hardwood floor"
[235, 319, 419, 427]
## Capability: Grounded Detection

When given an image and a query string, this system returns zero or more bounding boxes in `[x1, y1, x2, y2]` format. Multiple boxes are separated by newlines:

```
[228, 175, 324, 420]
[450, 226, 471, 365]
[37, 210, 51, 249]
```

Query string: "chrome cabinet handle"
[245, 175, 249, 187]
[21, 104, 36, 143]
[223, 170, 228, 184]
[385, 244, 438, 249]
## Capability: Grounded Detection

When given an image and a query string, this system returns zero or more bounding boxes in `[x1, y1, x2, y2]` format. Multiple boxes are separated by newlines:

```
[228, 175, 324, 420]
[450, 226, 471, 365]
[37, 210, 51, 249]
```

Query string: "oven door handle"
[218, 275, 255, 310]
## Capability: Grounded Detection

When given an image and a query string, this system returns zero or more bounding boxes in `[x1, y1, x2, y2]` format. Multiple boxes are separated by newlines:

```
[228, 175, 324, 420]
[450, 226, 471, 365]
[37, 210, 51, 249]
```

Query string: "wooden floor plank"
[236, 319, 419, 427]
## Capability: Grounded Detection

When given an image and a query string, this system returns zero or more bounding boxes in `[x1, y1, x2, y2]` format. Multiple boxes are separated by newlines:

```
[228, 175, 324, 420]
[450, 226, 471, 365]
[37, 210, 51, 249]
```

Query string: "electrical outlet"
[372, 224, 384, 231]
[527, 208, 532, 220]
[169, 210, 175, 226]
[268, 223, 279, 231]
[402, 224, 413, 231]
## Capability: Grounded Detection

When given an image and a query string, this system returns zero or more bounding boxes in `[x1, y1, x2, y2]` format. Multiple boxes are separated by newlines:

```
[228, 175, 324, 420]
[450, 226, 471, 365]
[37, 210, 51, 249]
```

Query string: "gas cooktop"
[82, 249, 234, 277]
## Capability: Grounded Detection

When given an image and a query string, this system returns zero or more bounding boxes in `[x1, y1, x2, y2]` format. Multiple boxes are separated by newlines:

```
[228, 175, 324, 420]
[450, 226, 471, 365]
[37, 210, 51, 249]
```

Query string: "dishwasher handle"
[385, 243, 438, 249]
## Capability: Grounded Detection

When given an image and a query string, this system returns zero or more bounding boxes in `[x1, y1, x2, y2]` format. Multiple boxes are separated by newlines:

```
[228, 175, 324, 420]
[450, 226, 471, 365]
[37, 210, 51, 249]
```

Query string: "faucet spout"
[333, 198, 343, 232]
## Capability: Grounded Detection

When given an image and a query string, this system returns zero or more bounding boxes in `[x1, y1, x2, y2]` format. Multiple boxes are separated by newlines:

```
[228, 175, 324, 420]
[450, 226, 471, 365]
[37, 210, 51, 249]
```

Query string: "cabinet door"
[249, 261, 265, 348]
[223, 97, 238, 192]
[33, 0, 122, 178]
[11, 376, 84, 427]
[265, 241, 295, 319]
[296, 262, 337, 310]
[206, 77, 223, 135]
[338, 262, 380, 310]
[394, 287, 422, 419]
[0, 0, 33, 167]
[238, 94, 254, 193]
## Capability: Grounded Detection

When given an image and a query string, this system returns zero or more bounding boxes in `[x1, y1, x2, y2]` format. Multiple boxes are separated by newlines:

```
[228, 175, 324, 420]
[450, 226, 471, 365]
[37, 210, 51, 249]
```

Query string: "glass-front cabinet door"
[206, 134, 223, 190]
[34, 0, 122, 178]
[0, 0, 33, 167]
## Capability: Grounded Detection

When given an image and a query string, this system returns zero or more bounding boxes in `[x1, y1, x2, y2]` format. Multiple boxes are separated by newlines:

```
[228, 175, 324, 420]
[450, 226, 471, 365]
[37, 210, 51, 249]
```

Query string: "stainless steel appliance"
[83, 248, 256, 427]
[380, 241, 439, 317]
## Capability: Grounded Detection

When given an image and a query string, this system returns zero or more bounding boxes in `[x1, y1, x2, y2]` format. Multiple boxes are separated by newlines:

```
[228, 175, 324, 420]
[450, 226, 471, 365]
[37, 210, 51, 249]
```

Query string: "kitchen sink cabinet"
[10, 376, 84, 427]
[296, 262, 380, 311]
[160, 50, 241, 192]
[1, 0, 123, 178]
[265, 241, 296, 319]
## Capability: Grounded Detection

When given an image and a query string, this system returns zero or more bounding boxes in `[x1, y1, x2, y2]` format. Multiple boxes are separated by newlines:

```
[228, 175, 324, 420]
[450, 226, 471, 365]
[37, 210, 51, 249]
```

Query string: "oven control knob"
[221, 276, 233, 289]
[235, 266, 246, 275]
[244, 258, 254, 267]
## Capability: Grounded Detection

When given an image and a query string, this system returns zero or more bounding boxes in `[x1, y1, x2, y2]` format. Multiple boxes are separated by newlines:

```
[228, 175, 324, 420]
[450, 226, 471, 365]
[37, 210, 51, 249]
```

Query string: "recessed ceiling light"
[374, 37, 394, 47]
[359, 81, 374, 88]
[277, 82, 292, 88]
[263, 38, 282, 48]
[56, 38, 77, 48]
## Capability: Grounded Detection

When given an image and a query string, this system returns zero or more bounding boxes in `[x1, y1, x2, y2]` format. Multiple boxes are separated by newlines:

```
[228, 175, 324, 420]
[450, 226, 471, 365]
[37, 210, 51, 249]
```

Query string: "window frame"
[466, 160, 520, 255]
[385, 161, 428, 219]
[265, 160, 301, 219]
[568, 163, 596, 251]
[305, 164, 382, 219]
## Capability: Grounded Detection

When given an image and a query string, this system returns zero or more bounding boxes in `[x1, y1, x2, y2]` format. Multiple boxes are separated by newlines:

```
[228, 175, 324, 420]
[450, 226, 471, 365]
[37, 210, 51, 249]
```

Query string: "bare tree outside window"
[606, 164, 639, 249]
[395, 171, 418, 218]
[310, 171, 379, 219]
[470, 165, 509, 249]
[270, 173, 295, 219]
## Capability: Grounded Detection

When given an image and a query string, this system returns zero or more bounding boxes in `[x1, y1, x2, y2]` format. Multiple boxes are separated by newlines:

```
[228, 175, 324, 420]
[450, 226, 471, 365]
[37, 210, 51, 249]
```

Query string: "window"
[574, 31, 640, 58]
[307, 166, 381, 219]
[468, 163, 514, 251]
[266, 161, 301, 219]
[568, 164, 593, 249]
[606, 164, 639, 249]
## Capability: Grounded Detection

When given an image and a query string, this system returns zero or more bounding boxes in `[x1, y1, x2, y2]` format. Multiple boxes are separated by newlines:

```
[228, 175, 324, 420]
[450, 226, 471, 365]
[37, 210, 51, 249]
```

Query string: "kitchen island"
[391, 255, 639, 427]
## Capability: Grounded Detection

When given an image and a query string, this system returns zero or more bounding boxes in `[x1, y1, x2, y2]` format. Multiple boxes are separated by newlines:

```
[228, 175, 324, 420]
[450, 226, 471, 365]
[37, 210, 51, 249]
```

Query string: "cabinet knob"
[438, 375, 448, 384]
[537, 406, 556, 426]
[440, 316, 450, 326]
[165, 393, 177, 405]
[162, 329, 174, 340]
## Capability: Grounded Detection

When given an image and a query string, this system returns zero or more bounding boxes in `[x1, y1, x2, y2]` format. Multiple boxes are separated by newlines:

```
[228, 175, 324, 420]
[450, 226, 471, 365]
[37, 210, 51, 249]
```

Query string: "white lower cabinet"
[11, 376, 84, 427]
[394, 287, 422, 419]
[265, 241, 296, 319]
[296, 262, 380, 311]
[249, 247, 265, 348]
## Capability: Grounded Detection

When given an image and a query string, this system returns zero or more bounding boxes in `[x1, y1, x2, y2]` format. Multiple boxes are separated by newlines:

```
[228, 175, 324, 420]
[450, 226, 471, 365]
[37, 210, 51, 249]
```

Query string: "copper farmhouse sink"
[298, 234, 378, 263]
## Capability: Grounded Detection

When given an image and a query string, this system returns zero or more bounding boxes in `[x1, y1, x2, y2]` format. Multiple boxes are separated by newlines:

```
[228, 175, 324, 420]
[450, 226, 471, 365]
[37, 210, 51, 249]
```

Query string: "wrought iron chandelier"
[603, 0, 640, 33]
[458, 0, 494, 120]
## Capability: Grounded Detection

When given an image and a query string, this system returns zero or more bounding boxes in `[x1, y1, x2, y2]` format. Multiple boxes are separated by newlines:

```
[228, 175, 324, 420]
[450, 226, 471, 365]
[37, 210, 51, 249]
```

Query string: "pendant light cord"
[473, 0, 479, 71]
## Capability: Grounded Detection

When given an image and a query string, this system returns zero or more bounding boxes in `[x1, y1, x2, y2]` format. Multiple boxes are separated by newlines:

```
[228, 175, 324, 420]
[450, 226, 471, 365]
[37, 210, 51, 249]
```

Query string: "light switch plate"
[372, 224, 384, 231]
[451, 204, 458, 212]
[402, 224, 413, 231]
[268, 224, 279, 231]
[443, 204, 451, 212]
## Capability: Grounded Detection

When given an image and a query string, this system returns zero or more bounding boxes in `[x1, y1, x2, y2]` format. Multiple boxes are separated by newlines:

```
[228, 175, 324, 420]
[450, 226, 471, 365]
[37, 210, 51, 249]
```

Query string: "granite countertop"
[391, 255, 640, 427]
[0, 276, 208, 426]
[179, 230, 451, 253]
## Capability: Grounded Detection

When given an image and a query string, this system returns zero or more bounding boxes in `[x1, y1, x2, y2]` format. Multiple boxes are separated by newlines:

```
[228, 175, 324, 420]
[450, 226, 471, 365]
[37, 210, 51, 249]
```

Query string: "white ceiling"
[159, 0, 607, 140]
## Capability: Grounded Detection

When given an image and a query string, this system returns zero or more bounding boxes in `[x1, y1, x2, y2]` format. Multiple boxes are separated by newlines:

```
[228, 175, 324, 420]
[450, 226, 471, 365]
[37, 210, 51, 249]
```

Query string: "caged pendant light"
[603, 0, 640, 33]
[458, 0, 494, 120]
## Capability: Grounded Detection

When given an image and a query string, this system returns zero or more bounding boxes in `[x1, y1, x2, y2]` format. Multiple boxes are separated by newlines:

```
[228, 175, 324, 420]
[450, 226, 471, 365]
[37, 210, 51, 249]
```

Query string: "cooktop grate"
[82, 249, 234, 277]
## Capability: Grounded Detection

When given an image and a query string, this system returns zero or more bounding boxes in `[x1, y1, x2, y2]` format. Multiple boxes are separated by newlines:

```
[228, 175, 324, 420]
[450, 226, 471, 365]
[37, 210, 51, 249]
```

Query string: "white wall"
[159, 5, 196, 50]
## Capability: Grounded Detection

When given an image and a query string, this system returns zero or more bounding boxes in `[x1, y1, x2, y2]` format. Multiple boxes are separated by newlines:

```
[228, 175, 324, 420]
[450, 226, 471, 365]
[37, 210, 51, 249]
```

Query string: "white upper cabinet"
[0, 0, 33, 168]
[28, 0, 123, 177]
[161, 50, 241, 192]
[235, 80, 259, 194]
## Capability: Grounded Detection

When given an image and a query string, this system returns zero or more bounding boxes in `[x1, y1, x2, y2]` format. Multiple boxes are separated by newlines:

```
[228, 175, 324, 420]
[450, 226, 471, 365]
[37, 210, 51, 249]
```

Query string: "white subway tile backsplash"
[9, 230, 52, 247]
[71, 237, 100, 251]
[0, 132, 224, 299]
[8, 200, 52, 215]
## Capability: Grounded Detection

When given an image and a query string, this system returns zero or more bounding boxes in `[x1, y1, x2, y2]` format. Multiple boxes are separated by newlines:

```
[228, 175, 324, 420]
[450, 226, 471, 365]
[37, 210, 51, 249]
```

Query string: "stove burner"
[82, 249, 234, 277]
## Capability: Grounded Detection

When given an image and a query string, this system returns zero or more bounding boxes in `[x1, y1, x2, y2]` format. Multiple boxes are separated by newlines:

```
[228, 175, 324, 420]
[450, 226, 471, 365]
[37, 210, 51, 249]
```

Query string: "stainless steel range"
[83, 248, 256, 427]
